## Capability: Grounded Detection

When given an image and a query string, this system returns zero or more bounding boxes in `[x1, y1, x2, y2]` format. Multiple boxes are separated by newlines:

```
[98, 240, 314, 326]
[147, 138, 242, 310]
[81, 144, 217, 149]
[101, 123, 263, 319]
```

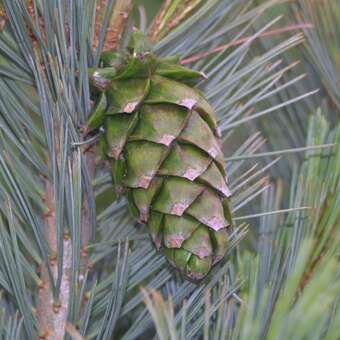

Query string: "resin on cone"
[87, 32, 233, 281]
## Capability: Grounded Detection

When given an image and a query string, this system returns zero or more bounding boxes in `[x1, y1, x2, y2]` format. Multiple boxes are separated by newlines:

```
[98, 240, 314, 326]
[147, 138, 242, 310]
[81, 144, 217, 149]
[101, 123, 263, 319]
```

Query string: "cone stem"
[105, 0, 133, 50]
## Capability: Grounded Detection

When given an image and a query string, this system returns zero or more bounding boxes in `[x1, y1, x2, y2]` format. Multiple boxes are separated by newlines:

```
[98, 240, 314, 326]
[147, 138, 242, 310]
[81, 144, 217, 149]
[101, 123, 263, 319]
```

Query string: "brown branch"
[105, 0, 133, 50]
[148, 0, 172, 42]
[37, 141, 97, 340]
[181, 23, 313, 65]
[94, 0, 133, 51]
[37, 181, 73, 340]
[33, 1, 127, 335]
[149, 0, 202, 42]
[167, 1, 200, 31]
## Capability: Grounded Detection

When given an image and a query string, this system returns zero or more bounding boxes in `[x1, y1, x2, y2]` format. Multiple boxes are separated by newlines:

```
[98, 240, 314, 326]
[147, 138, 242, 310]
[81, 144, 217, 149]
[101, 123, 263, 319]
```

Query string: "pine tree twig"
[167, 0, 200, 31]
[37, 181, 72, 340]
[149, 0, 202, 42]
[181, 23, 313, 64]
[37, 130, 95, 340]
[93, 0, 133, 51]
[148, 0, 172, 41]
[107, 0, 133, 50]
[106, 0, 133, 50]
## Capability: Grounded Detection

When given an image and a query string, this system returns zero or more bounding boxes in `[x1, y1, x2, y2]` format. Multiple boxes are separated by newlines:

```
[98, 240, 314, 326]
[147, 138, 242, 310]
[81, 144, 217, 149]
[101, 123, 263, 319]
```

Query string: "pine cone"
[88, 33, 232, 281]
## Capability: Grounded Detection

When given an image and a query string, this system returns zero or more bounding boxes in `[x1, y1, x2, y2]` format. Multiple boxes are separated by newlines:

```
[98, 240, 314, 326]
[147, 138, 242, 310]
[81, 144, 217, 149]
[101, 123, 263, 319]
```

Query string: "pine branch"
[29, 0, 134, 336]
[148, 0, 172, 41]
[108, 0, 133, 49]
[149, 0, 202, 42]
[95, 0, 133, 51]
[0, 1, 104, 337]
[37, 181, 73, 340]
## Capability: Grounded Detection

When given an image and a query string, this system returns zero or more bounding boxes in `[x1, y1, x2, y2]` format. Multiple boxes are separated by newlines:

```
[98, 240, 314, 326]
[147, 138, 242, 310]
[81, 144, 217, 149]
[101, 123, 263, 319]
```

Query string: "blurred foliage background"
[0, 0, 338, 339]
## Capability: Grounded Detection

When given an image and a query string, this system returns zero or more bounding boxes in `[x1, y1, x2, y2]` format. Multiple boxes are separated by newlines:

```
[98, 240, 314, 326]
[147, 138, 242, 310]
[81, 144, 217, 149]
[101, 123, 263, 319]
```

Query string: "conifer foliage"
[0, 0, 338, 339]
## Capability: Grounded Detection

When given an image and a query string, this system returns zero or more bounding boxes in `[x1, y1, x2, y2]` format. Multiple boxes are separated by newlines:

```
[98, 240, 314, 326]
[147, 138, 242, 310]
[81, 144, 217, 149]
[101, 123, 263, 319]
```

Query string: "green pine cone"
[88, 34, 232, 281]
